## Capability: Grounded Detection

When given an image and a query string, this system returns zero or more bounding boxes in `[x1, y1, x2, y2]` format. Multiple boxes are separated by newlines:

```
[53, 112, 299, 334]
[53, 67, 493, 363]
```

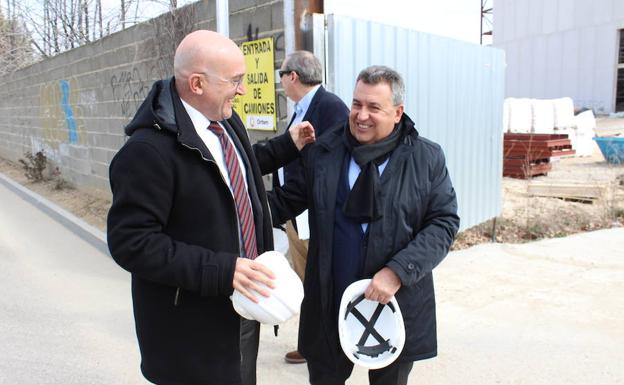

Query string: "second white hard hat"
[338, 279, 405, 369]
[231, 251, 304, 325]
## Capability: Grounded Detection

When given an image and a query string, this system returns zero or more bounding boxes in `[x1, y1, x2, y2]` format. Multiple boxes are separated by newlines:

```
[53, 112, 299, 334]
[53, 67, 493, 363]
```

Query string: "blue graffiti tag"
[59, 80, 78, 144]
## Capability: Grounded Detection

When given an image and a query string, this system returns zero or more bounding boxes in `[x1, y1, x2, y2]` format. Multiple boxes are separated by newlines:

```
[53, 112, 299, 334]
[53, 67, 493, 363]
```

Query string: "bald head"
[173, 30, 247, 121]
[174, 30, 243, 81]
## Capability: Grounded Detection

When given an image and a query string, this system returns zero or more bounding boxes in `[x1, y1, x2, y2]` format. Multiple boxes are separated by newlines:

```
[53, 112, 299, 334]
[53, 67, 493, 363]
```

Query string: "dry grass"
[0, 157, 110, 231]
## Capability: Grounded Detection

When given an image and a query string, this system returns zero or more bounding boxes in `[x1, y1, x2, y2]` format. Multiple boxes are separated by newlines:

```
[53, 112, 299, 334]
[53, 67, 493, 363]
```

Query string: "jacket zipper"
[175, 140, 242, 306]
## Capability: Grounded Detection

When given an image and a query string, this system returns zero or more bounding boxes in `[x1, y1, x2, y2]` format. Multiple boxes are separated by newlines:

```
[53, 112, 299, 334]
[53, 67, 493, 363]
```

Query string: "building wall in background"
[493, 0, 624, 114]
[0, 0, 287, 197]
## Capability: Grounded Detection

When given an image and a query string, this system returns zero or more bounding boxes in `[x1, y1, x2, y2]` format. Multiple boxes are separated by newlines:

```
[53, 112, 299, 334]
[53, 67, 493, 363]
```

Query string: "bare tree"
[94, 0, 102, 41]
[11, 0, 103, 56]
[0, 8, 34, 76]
[120, 0, 126, 29]
[1, 0, 196, 69]
[83, 0, 89, 43]
[147, 2, 196, 77]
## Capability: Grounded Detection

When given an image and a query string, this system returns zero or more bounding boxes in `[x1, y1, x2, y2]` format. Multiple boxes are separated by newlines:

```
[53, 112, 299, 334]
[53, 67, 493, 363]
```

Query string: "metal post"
[491, 217, 498, 243]
[216, 0, 229, 37]
[480, 0, 493, 45]
[480, 0, 483, 45]
[310, 13, 326, 84]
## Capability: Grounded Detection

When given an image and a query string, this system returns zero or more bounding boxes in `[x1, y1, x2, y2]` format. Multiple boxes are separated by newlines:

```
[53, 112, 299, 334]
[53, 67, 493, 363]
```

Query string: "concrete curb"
[0, 172, 109, 256]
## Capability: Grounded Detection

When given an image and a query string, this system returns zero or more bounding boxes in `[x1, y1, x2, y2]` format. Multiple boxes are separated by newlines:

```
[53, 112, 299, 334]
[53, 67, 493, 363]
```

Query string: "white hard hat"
[231, 251, 304, 324]
[338, 279, 405, 369]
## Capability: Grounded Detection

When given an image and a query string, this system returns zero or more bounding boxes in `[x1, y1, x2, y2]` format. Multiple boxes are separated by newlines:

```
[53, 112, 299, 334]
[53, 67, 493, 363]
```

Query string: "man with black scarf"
[268, 65, 460, 385]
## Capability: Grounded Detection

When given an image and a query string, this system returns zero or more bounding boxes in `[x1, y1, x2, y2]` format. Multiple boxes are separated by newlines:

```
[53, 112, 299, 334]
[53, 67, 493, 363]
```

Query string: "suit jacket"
[273, 86, 349, 191]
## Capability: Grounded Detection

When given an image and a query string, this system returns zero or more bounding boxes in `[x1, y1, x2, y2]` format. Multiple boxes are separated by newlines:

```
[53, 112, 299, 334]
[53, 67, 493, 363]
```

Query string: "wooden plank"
[504, 133, 569, 140]
[504, 148, 575, 159]
[503, 163, 552, 178]
[527, 182, 605, 202]
[502, 132, 575, 179]
[504, 139, 572, 148]
[503, 141, 573, 150]
[504, 134, 572, 148]
[550, 149, 576, 157]
[504, 158, 550, 166]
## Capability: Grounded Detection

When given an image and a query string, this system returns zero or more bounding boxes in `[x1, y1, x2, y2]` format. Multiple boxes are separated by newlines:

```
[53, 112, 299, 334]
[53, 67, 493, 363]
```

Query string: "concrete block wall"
[0, 0, 288, 197]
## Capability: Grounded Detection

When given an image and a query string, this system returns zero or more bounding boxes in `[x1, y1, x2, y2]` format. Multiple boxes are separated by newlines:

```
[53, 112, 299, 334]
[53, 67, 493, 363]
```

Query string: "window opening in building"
[617, 29, 624, 112]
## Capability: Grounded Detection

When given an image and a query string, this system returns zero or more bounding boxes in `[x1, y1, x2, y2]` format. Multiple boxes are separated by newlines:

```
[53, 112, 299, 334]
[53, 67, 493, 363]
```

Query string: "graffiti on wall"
[59, 80, 78, 144]
[245, 23, 285, 54]
[110, 66, 158, 117]
[39, 78, 86, 155]
[247, 24, 260, 42]
[273, 32, 284, 54]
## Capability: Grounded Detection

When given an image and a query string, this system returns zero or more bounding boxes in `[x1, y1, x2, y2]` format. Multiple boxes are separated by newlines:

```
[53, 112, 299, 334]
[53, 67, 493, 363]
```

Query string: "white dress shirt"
[277, 84, 321, 186]
[181, 99, 249, 193]
[278, 85, 321, 240]
[181, 99, 251, 256]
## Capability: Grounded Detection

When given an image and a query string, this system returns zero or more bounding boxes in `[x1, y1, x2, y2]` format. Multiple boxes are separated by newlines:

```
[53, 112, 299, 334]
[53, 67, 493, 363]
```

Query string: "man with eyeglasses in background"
[275, 51, 349, 365]
[107, 30, 315, 385]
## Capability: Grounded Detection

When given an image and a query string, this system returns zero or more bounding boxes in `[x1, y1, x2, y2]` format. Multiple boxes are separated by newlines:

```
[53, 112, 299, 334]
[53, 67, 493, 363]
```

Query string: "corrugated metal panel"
[326, 14, 505, 231]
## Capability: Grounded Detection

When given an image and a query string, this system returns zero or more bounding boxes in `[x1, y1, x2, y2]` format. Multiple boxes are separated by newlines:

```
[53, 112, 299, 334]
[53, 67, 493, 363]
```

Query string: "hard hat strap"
[356, 340, 396, 358]
[345, 294, 398, 358]
[356, 302, 386, 347]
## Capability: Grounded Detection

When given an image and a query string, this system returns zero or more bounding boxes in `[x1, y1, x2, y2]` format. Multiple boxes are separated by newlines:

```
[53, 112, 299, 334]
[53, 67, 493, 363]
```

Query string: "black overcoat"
[107, 78, 298, 385]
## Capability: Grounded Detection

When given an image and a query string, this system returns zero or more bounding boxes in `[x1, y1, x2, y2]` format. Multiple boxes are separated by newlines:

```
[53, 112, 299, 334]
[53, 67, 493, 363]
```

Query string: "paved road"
[424, 229, 624, 385]
[1, 177, 623, 385]
[267, 228, 624, 385]
[0, 181, 146, 385]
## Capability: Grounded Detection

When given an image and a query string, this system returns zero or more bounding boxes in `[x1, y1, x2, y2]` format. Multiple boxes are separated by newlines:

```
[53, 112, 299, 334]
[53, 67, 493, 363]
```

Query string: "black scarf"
[342, 114, 414, 223]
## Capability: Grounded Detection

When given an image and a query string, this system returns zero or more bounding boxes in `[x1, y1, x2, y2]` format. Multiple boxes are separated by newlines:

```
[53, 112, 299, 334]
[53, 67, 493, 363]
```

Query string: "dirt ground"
[0, 158, 110, 231]
[1, 118, 623, 248]
[453, 117, 624, 249]
[453, 153, 624, 249]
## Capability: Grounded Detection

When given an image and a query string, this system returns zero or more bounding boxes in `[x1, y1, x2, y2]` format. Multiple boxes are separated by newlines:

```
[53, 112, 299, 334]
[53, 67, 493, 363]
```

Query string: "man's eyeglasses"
[199, 72, 244, 89]
[279, 70, 294, 78]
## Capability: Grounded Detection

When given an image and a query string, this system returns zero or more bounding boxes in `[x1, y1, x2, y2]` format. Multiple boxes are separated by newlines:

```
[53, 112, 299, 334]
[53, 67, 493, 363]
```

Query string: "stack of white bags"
[502, 97, 596, 156]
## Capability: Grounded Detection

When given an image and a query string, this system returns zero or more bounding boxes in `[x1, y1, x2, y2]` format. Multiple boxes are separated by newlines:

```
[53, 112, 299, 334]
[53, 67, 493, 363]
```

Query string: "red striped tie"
[208, 121, 258, 259]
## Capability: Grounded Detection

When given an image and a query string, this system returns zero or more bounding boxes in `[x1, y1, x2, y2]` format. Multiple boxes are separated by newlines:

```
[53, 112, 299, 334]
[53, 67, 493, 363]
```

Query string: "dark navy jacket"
[268, 114, 460, 368]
